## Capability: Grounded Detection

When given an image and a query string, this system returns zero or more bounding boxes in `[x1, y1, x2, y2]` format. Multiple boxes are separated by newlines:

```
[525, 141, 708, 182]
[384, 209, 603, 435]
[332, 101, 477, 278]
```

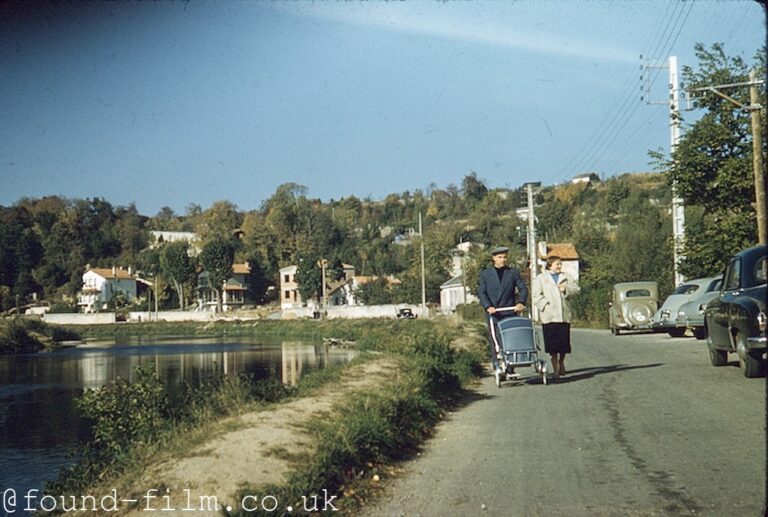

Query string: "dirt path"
[114, 357, 400, 516]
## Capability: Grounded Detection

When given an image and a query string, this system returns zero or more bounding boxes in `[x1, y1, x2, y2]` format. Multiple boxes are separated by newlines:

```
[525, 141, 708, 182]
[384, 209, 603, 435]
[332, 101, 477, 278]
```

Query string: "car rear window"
[753, 256, 766, 286]
[673, 284, 699, 295]
[626, 289, 651, 297]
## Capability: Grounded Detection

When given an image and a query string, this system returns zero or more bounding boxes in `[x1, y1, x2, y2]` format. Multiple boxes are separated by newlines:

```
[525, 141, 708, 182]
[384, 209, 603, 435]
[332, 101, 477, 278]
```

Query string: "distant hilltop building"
[150, 231, 201, 255]
[571, 172, 601, 185]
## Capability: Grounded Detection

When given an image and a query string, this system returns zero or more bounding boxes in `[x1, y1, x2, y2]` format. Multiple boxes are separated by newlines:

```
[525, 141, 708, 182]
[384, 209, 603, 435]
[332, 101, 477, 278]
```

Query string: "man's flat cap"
[490, 246, 509, 255]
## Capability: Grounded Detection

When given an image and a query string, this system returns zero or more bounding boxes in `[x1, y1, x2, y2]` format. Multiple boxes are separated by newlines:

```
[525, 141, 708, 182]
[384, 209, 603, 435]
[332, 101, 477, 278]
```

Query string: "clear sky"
[1, 0, 764, 215]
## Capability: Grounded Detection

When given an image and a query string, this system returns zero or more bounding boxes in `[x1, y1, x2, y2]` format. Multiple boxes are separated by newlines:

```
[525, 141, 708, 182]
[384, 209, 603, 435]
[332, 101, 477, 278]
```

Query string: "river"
[0, 335, 356, 510]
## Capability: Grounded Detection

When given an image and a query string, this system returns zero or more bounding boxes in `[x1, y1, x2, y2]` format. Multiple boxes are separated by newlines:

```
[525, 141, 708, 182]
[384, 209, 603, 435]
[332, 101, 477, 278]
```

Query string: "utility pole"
[524, 182, 539, 321]
[686, 72, 766, 245]
[419, 212, 427, 319]
[669, 56, 686, 286]
[321, 259, 327, 319]
[749, 69, 766, 244]
[643, 55, 685, 286]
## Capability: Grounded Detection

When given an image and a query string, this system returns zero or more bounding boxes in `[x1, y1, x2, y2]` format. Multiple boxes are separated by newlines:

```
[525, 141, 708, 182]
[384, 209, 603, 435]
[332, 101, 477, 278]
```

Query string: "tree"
[295, 253, 323, 304]
[354, 277, 395, 305]
[159, 241, 194, 309]
[196, 201, 243, 243]
[199, 237, 235, 313]
[461, 172, 488, 206]
[663, 43, 765, 275]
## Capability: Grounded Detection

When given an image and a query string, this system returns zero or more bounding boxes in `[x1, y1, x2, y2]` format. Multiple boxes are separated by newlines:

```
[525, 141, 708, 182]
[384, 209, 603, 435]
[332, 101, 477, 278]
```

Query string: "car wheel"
[708, 347, 728, 367]
[736, 336, 767, 378]
[611, 326, 620, 335]
[692, 327, 706, 340]
[668, 328, 686, 338]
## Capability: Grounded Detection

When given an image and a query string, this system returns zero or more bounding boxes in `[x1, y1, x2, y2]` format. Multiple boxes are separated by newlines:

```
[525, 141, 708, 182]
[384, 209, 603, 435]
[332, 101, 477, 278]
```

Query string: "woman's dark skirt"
[542, 322, 571, 354]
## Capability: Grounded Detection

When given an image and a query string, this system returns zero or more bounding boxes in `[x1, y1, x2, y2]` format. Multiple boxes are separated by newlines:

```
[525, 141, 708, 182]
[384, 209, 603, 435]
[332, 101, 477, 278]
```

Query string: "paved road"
[368, 328, 766, 517]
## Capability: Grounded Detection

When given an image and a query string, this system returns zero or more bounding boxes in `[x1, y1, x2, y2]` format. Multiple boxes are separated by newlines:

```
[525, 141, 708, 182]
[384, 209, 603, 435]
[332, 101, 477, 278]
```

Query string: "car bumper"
[747, 336, 767, 350]
[651, 320, 675, 331]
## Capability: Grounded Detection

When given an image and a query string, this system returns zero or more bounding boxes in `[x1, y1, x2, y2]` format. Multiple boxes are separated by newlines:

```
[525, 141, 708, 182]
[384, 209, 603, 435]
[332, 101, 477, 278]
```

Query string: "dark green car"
[704, 245, 767, 378]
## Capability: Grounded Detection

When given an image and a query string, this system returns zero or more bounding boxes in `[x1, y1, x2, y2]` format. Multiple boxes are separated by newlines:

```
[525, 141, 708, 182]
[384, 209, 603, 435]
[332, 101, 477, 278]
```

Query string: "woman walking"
[532, 256, 580, 379]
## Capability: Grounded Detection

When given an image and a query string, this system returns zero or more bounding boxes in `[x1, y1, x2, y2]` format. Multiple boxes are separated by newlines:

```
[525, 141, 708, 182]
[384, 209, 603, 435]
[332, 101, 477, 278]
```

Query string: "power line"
[547, 1, 695, 184]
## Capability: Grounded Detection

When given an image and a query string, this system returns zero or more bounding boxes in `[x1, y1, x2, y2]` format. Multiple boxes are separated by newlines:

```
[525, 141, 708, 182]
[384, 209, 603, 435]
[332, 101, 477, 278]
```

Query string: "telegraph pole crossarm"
[685, 73, 766, 245]
[686, 79, 764, 111]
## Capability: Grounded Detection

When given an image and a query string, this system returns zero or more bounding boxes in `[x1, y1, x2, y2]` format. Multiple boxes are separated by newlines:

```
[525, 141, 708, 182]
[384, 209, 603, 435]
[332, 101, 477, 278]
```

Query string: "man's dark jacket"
[478, 266, 528, 311]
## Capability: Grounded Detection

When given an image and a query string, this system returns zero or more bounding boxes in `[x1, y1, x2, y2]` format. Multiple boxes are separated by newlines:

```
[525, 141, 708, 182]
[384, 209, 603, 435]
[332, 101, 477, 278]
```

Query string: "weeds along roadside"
[231, 320, 487, 517]
[41, 319, 485, 515]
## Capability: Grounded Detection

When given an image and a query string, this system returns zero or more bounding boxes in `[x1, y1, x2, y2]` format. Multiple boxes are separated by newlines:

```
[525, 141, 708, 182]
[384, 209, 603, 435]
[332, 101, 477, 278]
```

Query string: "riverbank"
[42, 319, 486, 516]
[0, 317, 82, 354]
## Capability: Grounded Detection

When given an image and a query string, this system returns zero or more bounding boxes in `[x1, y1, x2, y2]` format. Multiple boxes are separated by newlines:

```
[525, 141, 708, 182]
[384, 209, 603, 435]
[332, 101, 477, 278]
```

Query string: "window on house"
[284, 290, 290, 299]
[284, 274, 290, 283]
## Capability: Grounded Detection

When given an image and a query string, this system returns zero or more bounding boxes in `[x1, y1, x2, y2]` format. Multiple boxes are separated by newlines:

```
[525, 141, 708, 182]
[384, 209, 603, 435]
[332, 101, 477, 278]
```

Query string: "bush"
[455, 302, 485, 322]
[0, 319, 44, 354]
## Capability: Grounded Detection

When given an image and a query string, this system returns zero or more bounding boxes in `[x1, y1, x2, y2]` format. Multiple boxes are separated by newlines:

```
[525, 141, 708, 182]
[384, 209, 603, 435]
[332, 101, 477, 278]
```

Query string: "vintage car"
[609, 281, 659, 335]
[674, 276, 723, 339]
[704, 244, 767, 378]
[396, 308, 417, 319]
[652, 277, 717, 337]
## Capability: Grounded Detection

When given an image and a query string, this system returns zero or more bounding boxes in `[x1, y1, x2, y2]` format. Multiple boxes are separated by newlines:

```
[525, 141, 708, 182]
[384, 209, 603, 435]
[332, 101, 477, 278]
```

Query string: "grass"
[39, 318, 486, 517]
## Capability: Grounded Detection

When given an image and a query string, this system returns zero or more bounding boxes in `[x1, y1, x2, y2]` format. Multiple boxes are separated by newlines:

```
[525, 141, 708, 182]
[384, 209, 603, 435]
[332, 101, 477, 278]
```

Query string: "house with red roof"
[78, 266, 138, 313]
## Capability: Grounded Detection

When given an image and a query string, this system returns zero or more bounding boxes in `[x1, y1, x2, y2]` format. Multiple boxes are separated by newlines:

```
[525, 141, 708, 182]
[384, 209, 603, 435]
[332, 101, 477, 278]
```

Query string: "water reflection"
[0, 336, 355, 511]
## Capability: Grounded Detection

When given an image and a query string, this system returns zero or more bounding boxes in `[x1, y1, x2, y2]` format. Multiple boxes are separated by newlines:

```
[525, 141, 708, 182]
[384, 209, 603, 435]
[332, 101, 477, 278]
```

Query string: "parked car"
[609, 281, 659, 335]
[674, 276, 723, 339]
[652, 277, 717, 337]
[704, 244, 767, 378]
[396, 308, 417, 319]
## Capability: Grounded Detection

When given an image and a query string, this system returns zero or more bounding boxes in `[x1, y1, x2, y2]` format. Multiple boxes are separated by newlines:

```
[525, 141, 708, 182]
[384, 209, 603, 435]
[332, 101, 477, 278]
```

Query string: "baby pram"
[491, 308, 548, 387]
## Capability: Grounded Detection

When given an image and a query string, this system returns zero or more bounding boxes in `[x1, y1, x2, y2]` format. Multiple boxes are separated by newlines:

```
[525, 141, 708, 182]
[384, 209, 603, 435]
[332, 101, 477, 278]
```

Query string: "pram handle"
[492, 306, 528, 316]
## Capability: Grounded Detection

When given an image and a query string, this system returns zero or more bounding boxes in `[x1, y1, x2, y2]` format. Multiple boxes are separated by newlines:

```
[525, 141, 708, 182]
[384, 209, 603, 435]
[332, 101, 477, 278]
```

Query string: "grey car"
[674, 276, 722, 339]
[609, 281, 659, 335]
[652, 277, 717, 337]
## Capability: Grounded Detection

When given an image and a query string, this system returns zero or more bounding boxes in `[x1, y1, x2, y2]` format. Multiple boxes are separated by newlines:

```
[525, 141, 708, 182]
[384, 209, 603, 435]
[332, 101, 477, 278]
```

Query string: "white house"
[78, 267, 137, 313]
[571, 172, 601, 185]
[150, 231, 201, 255]
[440, 274, 478, 314]
[279, 265, 302, 309]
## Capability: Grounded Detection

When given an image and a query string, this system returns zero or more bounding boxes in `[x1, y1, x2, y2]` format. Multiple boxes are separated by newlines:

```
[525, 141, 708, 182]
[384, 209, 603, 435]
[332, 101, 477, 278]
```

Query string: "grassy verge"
[41, 319, 485, 516]
[232, 320, 485, 516]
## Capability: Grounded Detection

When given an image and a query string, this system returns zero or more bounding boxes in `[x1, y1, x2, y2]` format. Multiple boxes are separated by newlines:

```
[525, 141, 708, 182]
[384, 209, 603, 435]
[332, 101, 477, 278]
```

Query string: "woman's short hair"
[546, 256, 562, 269]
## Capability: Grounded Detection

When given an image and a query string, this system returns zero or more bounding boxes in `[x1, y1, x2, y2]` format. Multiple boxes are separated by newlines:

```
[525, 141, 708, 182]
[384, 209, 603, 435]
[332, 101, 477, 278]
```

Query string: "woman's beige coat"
[532, 271, 581, 324]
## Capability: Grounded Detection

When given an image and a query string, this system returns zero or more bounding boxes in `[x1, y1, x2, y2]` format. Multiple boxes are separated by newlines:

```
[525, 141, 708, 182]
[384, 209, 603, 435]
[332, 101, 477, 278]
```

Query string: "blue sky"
[0, 0, 764, 215]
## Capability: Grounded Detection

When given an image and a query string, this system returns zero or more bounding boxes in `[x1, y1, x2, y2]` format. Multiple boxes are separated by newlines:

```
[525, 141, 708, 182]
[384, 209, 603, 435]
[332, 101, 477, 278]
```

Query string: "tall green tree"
[199, 237, 235, 313]
[663, 43, 765, 276]
[159, 241, 194, 309]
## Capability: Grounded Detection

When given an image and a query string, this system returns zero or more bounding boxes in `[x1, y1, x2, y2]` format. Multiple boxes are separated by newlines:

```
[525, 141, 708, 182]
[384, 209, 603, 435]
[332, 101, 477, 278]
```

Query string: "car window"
[626, 289, 651, 297]
[724, 258, 741, 290]
[672, 284, 699, 295]
[753, 256, 766, 286]
[707, 278, 722, 292]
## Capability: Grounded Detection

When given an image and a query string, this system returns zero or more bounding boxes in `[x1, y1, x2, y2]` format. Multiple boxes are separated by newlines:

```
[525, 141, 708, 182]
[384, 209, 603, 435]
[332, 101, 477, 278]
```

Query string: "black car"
[704, 244, 767, 378]
[396, 308, 417, 319]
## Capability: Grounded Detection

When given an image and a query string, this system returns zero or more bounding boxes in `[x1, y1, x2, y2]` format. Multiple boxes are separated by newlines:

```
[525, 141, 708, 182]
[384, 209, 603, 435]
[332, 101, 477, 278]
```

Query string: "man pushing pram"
[478, 246, 529, 386]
